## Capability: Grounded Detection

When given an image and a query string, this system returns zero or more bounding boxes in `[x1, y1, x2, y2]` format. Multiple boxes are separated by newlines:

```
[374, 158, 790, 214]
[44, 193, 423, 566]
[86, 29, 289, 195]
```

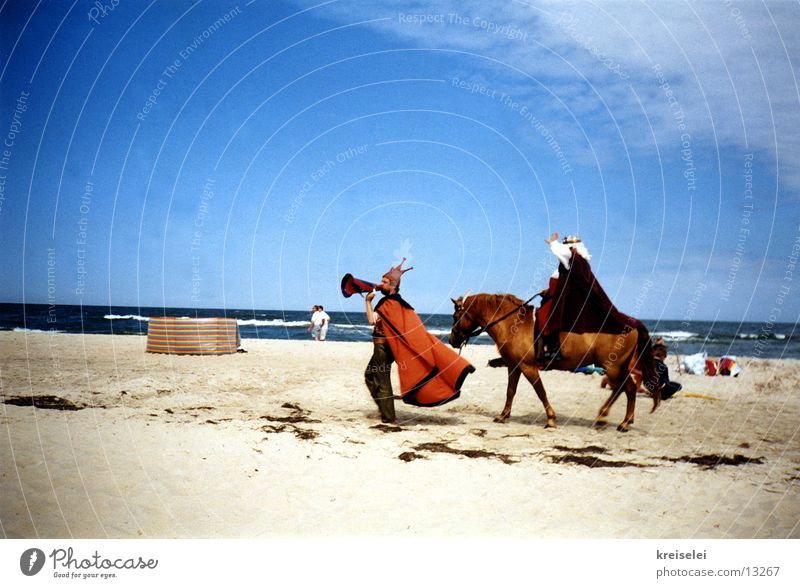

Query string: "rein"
[455, 293, 540, 350]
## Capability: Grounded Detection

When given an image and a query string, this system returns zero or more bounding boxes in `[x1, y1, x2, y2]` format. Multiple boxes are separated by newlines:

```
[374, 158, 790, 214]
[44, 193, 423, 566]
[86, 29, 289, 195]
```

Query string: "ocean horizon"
[1, 302, 797, 360]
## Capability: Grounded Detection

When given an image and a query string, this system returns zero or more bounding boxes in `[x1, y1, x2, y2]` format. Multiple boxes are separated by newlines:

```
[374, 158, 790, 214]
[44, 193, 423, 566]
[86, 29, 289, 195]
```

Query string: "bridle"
[452, 293, 540, 350]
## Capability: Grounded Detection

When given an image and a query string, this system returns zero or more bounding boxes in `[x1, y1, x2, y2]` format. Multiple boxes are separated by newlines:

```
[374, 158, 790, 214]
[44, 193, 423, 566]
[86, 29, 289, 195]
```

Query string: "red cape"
[375, 295, 475, 406]
[548, 252, 640, 334]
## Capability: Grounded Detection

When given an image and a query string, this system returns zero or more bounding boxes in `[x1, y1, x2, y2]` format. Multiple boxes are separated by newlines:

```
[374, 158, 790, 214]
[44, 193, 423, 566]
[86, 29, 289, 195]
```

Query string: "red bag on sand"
[718, 356, 741, 376]
[705, 358, 718, 376]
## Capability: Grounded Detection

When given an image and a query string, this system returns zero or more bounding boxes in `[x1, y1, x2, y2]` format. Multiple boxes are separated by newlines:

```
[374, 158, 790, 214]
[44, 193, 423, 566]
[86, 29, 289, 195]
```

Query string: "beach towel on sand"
[681, 351, 707, 375]
[375, 295, 475, 407]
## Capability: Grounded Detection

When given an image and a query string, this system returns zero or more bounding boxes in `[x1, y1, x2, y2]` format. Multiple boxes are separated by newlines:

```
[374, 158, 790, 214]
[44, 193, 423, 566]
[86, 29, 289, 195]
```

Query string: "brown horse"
[448, 294, 660, 431]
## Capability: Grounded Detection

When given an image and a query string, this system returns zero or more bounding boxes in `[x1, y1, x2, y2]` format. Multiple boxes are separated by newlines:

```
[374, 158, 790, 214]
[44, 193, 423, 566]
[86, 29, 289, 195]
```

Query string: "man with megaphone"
[363, 261, 409, 423]
[360, 258, 474, 424]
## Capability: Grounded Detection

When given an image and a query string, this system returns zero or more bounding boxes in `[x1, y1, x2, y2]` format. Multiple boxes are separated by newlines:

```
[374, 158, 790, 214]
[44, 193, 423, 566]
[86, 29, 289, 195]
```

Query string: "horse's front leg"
[495, 365, 521, 422]
[521, 363, 556, 428]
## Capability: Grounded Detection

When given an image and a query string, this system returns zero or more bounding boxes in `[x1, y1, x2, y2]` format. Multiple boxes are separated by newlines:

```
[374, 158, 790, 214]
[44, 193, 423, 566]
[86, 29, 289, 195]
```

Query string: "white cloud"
[289, 0, 800, 191]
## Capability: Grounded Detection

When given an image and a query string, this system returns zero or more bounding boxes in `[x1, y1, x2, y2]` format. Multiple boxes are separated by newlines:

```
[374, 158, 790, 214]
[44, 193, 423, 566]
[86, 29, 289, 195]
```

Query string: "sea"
[1, 302, 798, 360]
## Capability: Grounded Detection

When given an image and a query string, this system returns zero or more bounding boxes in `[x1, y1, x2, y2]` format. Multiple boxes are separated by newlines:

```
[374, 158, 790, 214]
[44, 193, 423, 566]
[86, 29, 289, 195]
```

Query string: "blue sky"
[1, 0, 799, 322]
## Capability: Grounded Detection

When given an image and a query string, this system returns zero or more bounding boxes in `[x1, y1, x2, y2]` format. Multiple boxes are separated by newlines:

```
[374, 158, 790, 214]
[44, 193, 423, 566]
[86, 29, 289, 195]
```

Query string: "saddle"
[487, 304, 560, 370]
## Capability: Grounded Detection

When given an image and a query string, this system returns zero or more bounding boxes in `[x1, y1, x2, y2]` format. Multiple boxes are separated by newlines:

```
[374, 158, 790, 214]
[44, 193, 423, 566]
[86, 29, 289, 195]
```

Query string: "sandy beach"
[1, 331, 798, 539]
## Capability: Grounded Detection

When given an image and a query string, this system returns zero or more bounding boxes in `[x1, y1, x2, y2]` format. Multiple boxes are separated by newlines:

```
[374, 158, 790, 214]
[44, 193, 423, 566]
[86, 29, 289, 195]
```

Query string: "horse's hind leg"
[495, 365, 522, 423]
[596, 384, 624, 425]
[617, 377, 638, 432]
[596, 377, 637, 432]
[520, 363, 556, 428]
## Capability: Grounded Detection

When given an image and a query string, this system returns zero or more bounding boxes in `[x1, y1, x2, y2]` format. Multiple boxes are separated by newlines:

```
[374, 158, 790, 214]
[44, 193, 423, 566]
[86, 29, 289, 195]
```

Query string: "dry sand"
[1, 331, 798, 539]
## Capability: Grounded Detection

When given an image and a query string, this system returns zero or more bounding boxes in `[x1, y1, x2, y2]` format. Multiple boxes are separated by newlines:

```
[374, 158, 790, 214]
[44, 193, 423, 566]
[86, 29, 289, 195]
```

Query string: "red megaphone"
[341, 273, 379, 298]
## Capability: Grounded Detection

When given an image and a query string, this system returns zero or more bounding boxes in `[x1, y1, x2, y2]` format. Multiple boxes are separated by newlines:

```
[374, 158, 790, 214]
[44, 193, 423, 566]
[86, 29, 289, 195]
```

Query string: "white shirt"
[310, 311, 329, 326]
[549, 240, 591, 278]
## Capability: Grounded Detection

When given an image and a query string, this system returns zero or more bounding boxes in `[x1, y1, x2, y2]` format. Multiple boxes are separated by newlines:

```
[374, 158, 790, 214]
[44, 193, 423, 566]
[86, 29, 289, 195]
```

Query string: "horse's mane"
[495, 293, 526, 306]
[466, 293, 533, 316]
[469, 293, 528, 307]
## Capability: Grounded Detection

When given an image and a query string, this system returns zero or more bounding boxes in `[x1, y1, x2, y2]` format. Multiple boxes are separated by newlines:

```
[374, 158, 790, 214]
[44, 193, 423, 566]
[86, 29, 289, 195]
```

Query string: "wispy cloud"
[290, 0, 800, 191]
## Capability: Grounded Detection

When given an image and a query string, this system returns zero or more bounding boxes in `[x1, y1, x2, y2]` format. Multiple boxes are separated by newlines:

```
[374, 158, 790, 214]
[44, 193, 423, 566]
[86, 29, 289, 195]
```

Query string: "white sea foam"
[654, 330, 697, 340]
[237, 319, 308, 327]
[427, 328, 451, 336]
[105, 315, 313, 328]
[104, 314, 150, 321]
[427, 328, 489, 337]
[12, 327, 63, 333]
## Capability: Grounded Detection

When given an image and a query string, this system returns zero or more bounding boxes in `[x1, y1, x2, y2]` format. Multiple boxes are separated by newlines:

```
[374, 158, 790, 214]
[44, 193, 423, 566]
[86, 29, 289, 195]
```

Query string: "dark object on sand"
[3, 395, 84, 411]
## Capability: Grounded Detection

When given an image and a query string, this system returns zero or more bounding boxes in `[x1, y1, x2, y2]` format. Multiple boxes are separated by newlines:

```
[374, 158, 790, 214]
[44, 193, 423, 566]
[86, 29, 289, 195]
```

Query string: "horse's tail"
[635, 321, 661, 412]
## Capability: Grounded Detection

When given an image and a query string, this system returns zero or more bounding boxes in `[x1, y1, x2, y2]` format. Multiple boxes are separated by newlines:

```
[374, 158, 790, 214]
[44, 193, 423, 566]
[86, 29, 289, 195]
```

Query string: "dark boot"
[541, 334, 563, 362]
[534, 334, 546, 363]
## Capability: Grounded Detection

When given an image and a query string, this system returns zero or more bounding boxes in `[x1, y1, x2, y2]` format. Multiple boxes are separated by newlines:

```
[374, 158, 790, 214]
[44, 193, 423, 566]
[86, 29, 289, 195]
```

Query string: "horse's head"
[449, 296, 479, 348]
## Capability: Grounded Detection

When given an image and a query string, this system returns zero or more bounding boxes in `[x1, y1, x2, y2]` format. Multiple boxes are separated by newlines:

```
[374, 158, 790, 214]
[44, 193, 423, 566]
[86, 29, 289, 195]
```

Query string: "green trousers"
[364, 341, 396, 422]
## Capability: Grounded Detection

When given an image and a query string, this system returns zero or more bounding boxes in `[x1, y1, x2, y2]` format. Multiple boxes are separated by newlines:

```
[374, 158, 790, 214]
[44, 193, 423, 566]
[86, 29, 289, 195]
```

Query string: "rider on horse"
[536, 232, 640, 365]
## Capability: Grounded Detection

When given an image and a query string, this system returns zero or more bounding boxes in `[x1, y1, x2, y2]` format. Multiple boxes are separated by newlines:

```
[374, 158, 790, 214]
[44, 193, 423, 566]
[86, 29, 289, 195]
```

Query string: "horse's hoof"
[616, 423, 630, 432]
[545, 420, 557, 429]
[493, 415, 507, 423]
